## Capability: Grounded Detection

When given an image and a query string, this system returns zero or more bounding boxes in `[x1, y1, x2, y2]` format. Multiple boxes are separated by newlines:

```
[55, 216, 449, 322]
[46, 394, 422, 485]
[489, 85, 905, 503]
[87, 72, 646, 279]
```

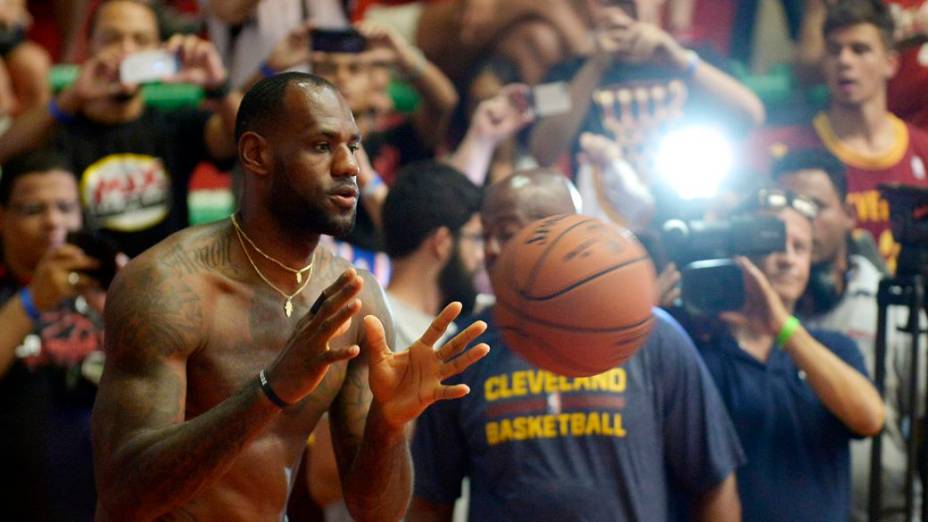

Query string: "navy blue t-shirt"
[413, 307, 745, 521]
[696, 329, 868, 522]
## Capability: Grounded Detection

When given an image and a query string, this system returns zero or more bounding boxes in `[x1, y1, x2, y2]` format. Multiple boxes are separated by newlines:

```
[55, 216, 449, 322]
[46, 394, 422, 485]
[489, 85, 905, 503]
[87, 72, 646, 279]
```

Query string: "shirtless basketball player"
[91, 72, 490, 521]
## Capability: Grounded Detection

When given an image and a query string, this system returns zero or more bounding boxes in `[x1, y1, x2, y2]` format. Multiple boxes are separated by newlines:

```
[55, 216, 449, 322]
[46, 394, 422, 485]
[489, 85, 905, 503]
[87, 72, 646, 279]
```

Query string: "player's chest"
[184, 291, 354, 417]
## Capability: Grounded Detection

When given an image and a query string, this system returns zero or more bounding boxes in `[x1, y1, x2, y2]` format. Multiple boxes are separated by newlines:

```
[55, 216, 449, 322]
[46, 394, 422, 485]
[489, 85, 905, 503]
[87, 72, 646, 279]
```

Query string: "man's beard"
[438, 241, 479, 317]
[268, 158, 356, 237]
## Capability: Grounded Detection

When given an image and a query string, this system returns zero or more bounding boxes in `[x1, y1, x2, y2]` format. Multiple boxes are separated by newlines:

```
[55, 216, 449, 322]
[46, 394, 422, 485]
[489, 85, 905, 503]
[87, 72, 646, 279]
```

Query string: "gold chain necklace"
[231, 215, 315, 317]
[230, 213, 314, 284]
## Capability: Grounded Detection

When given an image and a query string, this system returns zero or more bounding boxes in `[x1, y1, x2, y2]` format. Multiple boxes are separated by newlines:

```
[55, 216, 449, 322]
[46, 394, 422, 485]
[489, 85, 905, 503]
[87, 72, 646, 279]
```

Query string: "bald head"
[483, 169, 581, 222]
[481, 169, 581, 270]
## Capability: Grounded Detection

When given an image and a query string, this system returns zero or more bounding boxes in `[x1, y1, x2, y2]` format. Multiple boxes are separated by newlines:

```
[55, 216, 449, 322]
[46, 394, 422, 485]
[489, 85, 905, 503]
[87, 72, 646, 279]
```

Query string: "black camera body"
[661, 215, 786, 314]
[880, 183, 928, 278]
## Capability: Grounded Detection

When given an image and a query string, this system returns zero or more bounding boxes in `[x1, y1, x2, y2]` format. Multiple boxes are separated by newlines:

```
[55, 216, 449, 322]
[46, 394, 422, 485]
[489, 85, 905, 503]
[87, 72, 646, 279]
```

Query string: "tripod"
[869, 274, 924, 522]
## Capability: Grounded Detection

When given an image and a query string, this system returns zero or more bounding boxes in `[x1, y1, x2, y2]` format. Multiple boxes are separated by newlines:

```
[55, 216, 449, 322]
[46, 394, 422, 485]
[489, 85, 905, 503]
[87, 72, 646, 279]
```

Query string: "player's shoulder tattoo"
[160, 224, 239, 277]
[105, 241, 207, 360]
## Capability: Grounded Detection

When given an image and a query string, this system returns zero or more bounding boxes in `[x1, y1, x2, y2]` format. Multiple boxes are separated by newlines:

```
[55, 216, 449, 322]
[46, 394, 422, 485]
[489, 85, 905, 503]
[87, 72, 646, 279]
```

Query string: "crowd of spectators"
[2, 0, 928, 520]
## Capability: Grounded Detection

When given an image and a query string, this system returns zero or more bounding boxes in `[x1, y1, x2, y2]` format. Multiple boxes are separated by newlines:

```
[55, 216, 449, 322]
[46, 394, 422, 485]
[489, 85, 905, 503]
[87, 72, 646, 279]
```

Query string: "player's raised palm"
[364, 302, 490, 428]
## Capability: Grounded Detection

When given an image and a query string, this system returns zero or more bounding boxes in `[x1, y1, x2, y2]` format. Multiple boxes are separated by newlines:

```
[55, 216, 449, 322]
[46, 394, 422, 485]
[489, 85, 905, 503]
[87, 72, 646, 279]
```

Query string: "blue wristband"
[48, 98, 76, 125]
[259, 62, 277, 78]
[19, 287, 42, 323]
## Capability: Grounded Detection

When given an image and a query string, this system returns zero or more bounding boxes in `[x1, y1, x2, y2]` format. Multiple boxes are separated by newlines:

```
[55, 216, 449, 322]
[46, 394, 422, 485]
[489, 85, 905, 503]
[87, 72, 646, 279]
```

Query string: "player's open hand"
[266, 269, 364, 405]
[365, 302, 490, 428]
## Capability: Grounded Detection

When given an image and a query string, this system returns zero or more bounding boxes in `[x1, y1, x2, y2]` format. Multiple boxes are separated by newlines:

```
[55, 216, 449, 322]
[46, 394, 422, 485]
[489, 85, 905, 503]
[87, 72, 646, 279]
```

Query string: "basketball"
[490, 214, 657, 377]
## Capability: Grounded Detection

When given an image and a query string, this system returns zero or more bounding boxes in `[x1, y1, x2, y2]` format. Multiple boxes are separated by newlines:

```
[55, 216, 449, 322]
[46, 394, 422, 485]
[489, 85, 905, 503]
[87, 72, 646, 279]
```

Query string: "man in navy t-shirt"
[409, 171, 745, 521]
[691, 193, 885, 521]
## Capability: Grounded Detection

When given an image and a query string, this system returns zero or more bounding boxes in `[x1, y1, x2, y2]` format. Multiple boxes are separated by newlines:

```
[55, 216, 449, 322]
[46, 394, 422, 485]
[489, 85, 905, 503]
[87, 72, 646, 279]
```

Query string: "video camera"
[661, 215, 786, 315]
[880, 183, 928, 279]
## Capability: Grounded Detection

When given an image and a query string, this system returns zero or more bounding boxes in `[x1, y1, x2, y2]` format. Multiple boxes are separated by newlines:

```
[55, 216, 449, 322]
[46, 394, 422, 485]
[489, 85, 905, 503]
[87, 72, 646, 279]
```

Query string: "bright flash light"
[654, 126, 733, 200]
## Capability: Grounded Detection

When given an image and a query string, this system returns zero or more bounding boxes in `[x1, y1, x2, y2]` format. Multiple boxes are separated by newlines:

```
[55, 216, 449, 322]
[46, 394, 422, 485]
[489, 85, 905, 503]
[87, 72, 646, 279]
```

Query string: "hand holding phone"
[528, 82, 572, 118]
[66, 231, 121, 290]
[310, 28, 367, 54]
[469, 83, 536, 145]
[119, 49, 179, 85]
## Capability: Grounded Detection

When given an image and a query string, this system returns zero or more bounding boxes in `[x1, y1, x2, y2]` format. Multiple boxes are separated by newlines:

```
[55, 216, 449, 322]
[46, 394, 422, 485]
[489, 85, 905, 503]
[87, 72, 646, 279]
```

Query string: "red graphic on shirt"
[23, 309, 103, 370]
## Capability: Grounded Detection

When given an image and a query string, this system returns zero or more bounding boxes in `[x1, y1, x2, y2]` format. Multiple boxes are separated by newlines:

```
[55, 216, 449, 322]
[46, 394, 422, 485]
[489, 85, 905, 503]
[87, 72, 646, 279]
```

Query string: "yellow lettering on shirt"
[848, 190, 889, 224]
[587, 411, 601, 435]
[528, 370, 545, 394]
[483, 369, 627, 402]
[511, 371, 528, 396]
[545, 372, 558, 394]
[527, 415, 545, 439]
[485, 412, 628, 445]
[878, 229, 900, 274]
[485, 376, 499, 402]
[544, 415, 557, 438]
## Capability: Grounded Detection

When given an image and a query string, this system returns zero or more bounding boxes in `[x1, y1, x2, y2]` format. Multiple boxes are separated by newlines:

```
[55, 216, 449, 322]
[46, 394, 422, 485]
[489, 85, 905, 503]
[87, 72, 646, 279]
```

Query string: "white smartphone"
[531, 81, 572, 117]
[119, 50, 179, 85]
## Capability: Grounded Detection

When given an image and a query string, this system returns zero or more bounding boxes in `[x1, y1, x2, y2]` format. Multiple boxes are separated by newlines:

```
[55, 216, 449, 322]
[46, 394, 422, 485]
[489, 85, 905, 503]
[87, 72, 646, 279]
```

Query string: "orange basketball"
[490, 214, 657, 377]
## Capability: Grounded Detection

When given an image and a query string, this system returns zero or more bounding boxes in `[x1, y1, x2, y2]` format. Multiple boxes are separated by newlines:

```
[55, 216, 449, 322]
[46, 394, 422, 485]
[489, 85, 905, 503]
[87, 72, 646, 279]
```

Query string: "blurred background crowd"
[2, 0, 928, 520]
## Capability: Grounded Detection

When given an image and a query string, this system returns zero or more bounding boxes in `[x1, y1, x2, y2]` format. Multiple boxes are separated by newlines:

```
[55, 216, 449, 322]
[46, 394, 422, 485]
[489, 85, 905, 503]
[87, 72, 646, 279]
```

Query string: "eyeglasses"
[7, 200, 81, 217]
[749, 189, 818, 220]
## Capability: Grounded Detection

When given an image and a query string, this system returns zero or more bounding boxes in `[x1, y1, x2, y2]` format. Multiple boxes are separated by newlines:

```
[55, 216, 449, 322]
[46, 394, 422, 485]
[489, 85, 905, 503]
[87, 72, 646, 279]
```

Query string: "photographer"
[693, 191, 885, 521]
[773, 148, 926, 521]
[0, 0, 240, 257]
[0, 150, 121, 521]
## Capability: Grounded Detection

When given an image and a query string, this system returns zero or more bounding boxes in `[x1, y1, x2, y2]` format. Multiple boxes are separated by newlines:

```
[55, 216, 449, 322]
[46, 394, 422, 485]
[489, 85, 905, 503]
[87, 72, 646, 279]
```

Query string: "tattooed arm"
[330, 272, 490, 522]
[91, 245, 363, 520]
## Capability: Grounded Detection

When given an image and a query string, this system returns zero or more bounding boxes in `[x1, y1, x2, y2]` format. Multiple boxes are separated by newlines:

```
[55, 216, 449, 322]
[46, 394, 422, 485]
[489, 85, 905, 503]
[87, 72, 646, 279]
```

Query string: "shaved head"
[483, 168, 581, 223]
[481, 169, 581, 271]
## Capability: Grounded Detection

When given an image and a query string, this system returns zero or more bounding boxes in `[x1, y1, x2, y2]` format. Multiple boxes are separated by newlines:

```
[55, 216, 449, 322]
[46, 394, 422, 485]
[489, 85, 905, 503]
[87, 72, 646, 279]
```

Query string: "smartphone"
[311, 28, 367, 54]
[119, 50, 180, 85]
[529, 82, 572, 117]
[66, 231, 120, 290]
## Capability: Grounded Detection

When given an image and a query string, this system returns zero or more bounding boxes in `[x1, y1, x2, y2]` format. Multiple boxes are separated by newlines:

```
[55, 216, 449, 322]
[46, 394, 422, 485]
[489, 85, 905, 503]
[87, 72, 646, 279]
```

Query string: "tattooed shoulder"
[104, 234, 211, 363]
[160, 223, 239, 277]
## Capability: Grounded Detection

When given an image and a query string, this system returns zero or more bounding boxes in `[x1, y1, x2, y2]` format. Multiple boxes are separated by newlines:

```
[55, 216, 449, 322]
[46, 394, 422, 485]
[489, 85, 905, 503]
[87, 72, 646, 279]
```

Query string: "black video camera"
[661, 215, 786, 314]
[880, 183, 928, 278]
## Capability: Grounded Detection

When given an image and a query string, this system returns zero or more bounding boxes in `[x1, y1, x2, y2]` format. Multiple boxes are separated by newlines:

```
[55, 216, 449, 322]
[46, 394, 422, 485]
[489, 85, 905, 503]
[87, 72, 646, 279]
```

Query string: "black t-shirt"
[54, 106, 213, 257]
[0, 260, 103, 521]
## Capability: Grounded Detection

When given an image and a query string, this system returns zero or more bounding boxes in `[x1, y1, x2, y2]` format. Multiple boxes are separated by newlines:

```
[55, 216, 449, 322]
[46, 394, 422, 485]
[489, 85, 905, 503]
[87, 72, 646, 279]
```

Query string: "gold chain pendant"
[285, 298, 294, 318]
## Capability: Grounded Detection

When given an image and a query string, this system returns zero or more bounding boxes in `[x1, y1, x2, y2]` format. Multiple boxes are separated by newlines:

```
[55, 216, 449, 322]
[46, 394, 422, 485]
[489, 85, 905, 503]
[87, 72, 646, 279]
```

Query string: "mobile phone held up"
[66, 231, 120, 290]
[529, 82, 572, 117]
[119, 50, 180, 85]
[310, 28, 367, 54]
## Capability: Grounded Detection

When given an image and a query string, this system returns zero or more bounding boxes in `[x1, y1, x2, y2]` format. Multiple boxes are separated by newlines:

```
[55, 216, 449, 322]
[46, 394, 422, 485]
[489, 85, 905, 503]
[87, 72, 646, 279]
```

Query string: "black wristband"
[258, 368, 291, 409]
[203, 78, 231, 100]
